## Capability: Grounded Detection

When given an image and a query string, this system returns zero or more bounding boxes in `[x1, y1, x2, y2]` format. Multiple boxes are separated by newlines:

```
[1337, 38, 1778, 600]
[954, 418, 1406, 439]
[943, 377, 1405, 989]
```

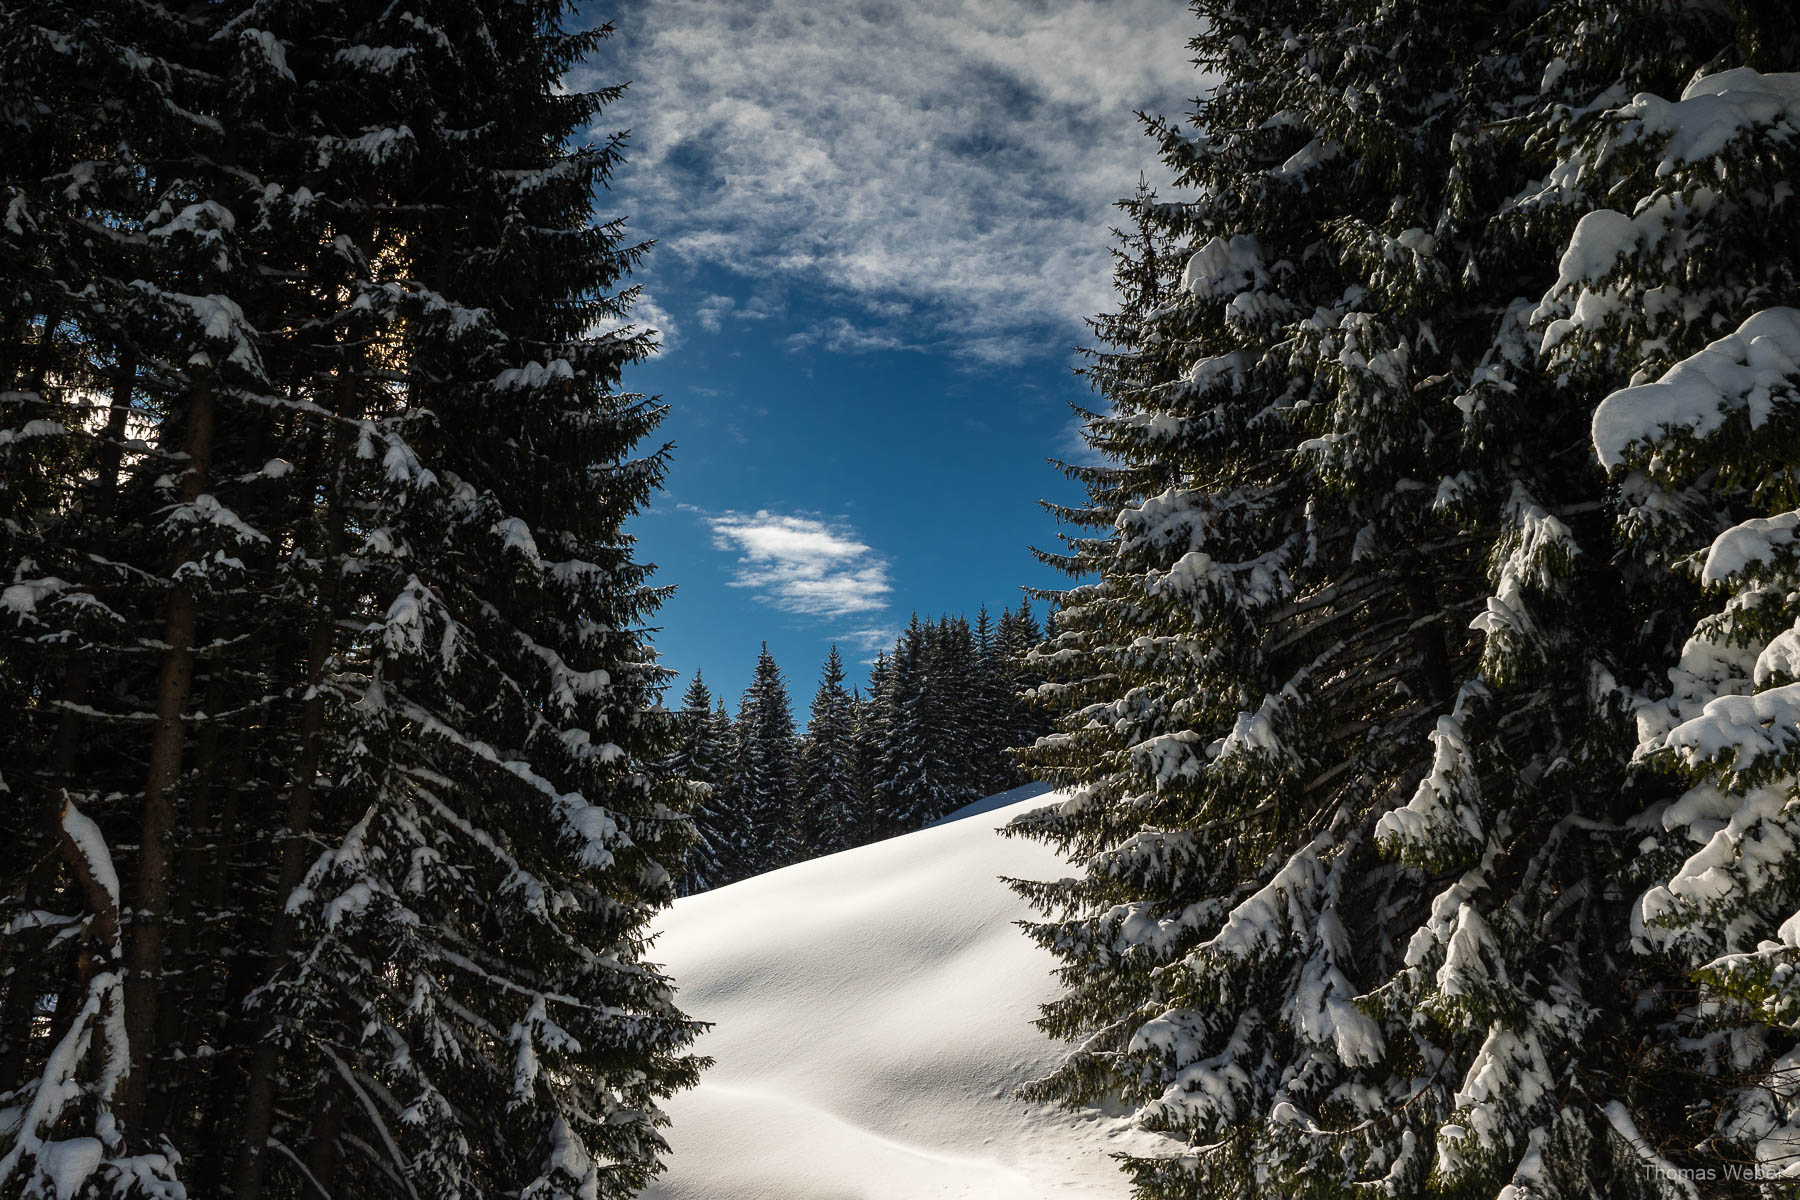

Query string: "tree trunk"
[55, 796, 122, 975]
[120, 371, 215, 1134]
[150, 667, 223, 1140]
[305, 1081, 346, 1197]
[186, 724, 255, 1199]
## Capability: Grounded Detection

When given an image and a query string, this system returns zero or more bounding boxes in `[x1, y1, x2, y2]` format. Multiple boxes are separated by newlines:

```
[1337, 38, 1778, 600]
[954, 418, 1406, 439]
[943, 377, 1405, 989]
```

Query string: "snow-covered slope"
[641, 788, 1166, 1199]
[925, 780, 1054, 827]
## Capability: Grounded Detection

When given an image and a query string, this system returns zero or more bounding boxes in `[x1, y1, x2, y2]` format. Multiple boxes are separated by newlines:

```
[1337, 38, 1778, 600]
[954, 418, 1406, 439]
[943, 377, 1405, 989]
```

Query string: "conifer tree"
[0, 2, 703, 1196]
[693, 697, 743, 891]
[969, 605, 1017, 794]
[235, 7, 705, 1192]
[797, 646, 861, 856]
[685, 603, 1049, 867]
[1519, 23, 1800, 1179]
[996, 601, 1049, 758]
[874, 615, 960, 829]
[1002, 1, 1730, 1195]
[2, 1, 306, 1189]
[727, 643, 798, 880]
[932, 615, 982, 801]
[848, 655, 894, 845]
[668, 672, 731, 893]
[668, 672, 719, 780]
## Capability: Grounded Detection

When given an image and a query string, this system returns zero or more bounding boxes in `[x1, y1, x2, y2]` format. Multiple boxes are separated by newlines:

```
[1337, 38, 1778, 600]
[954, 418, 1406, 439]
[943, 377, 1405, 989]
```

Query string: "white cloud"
[785, 317, 922, 356]
[694, 292, 779, 334]
[695, 294, 735, 333]
[834, 626, 902, 660]
[579, 1, 1198, 362]
[588, 290, 680, 356]
[706, 510, 893, 618]
[636, 294, 680, 354]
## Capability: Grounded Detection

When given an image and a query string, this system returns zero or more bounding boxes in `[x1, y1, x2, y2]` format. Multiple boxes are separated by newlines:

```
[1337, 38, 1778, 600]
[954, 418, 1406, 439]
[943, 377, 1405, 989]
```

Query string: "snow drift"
[641, 784, 1167, 1199]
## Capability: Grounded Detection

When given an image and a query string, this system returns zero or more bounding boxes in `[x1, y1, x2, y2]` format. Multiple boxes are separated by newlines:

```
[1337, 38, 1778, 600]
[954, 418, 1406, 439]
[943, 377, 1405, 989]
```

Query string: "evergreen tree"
[726, 643, 798, 880]
[1524, 24, 1800, 1179]
[969, 605, 1017, 794]
[696, 698, 747, 891]
[667, 672, 719, 780]
[996, 600, 1049, 759]
[848, 655, 895, 845]
[709, 697, 739, 778]
[668, 672, 732, 893]
[874, 615, 960, 829]
[1002, 1, 1734, 1194]
[797, 646, 861, 856]
[932, 615, 982, 802]
[0, 2, 702, 1196]
[2, 1, 327, 1188]
[238, 8, 705, 1192]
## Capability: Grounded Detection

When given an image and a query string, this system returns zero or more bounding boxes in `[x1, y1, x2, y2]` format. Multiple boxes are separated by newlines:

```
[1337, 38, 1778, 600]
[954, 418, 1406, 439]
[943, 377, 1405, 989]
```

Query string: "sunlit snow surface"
[642, 787, 1170, 1198]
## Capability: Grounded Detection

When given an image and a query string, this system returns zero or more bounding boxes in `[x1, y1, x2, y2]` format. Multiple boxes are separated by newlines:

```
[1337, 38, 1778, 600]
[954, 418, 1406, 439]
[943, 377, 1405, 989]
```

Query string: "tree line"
[665, 602, 1051, 891]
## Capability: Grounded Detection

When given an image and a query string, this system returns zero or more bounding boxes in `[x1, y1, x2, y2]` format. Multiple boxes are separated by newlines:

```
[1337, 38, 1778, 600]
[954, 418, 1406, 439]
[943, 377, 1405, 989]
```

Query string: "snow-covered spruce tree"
[932, 615, 984, 803]
[996, 599, 1050, 760]
[970, 604, 1020, 795]
[218, 5, 706, 1196]
[666, 672, 732, 893]
[797, 646, 861, 856]
[1, 0, 294, 1190]
[1004, 1, 1726, 1194]
[702, 696, 744, 880]
[1, 0, 701, 1195]
[1516, 20, 1800, 1180]
[874, 614, 962, 830]
[848, 655, 894, 846]
[724, 643, 798, 881]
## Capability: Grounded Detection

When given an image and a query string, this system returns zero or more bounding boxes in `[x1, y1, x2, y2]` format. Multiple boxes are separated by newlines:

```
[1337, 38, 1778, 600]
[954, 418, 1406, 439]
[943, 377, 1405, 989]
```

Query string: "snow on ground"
[642, 787, 1169, 1199]
[925, 780, 1054, 827]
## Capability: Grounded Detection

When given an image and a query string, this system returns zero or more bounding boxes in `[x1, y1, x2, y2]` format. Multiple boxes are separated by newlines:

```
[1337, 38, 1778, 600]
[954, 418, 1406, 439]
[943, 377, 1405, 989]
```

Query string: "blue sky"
[571, 0, 1196, 705]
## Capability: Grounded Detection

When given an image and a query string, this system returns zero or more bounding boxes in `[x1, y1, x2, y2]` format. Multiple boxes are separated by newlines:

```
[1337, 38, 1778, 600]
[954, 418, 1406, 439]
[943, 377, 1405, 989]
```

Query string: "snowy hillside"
[641, 785, 1170, 1199]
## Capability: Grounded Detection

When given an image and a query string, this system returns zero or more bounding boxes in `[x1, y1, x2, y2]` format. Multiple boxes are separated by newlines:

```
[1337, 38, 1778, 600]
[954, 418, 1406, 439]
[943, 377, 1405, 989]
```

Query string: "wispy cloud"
[784, 317, 921, 356]
[705, 510, 893, 618]
[834, 626, 901, 660]
[581, 0, 1196, 362]
[695, 295, 734, 334]
[588, 291, 680, 355]
[695, 293, 777, 334]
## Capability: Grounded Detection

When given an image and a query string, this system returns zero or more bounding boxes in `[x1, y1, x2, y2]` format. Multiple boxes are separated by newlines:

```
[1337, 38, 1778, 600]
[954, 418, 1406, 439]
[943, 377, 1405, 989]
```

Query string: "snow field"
[642, 786, 1168, 1198]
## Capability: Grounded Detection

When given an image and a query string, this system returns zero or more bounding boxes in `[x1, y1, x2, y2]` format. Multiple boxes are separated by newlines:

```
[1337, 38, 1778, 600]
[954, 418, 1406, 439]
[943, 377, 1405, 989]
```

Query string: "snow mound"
[642, 791, 1166, 1199]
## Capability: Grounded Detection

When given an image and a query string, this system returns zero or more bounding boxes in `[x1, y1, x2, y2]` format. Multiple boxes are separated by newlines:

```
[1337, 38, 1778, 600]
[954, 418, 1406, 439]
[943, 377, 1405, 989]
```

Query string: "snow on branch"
[1591, 307, 1800, 473]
